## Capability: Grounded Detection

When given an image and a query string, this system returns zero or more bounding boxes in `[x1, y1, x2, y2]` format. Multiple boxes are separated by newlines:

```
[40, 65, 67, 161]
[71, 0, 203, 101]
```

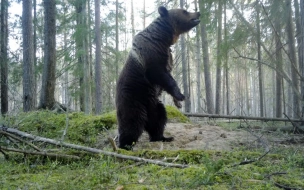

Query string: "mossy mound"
[5, 110, 117, 145]
[165, 105, 189, 123]
[3, 107, 187, 145]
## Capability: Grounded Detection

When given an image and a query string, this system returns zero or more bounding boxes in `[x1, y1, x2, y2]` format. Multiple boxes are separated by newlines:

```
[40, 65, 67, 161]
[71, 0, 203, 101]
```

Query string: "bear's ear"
[158, 6, 168, 17]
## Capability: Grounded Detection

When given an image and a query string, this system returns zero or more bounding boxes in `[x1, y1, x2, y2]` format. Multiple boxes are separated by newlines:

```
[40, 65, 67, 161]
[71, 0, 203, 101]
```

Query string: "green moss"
[165, 105, 189, 123]
[5, 110, 117, 145]
[1, 149, 304, 189]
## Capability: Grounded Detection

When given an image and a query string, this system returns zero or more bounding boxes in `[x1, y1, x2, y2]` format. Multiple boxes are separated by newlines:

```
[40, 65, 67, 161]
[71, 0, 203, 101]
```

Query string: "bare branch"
[0, 130, 41, 151]
[0, 146, 80, 160]
[233, 48, 301, 99]
[1, 126, 188, 168]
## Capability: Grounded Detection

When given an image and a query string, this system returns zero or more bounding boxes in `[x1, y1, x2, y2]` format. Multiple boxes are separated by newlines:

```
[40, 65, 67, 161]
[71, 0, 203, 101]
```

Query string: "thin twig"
[283, 112, 304, 133]
[0, 147, 9, 159]
[0, 130, 41, 151]
[108, 137, 118, 151]
[232, 150, 270, 167]
[0, 146, 80, 160]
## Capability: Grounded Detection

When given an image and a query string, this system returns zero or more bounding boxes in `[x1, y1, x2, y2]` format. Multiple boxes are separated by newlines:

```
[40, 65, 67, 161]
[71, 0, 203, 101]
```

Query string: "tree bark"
[180, 0, 191, 112]
[115, 0, 119, 83]
[215, 0, 222, 114]
[39, 0, 56, 110]
[195, 0, 201, 113]
[131, 0, 135, 37]
[274, 13, 283, 118]
[22, 0, 36, 112]
[300, 0, 304, 118]
[285, 0, 300, 118]
[1, 0, 8, 114]
[199, 1, 214, 114]
[256, 0, 264, 117]
[95, 0, 102, 114]
[224, 1, 230, 115]
[83, 1, 91, 114]
[143, 0, 146, 29]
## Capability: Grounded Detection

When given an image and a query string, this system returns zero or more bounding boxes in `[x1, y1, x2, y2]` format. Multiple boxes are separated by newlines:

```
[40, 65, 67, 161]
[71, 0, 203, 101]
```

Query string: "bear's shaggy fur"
[116, 6, 200, 150]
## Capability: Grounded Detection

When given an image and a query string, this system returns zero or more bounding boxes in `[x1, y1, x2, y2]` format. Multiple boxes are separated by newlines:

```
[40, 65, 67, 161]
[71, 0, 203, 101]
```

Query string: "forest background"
[0, 0, 304, 120]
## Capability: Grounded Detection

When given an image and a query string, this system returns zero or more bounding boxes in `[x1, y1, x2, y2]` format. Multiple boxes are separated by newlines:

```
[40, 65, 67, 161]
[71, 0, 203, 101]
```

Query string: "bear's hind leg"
[118, 131, 142, 150]
[145, 101, 174, 142]
[117, 106, 147, 150]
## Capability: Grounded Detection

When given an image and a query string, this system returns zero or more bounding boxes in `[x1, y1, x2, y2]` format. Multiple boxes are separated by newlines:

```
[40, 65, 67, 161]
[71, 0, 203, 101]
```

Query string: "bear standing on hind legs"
[116, 6, 200, 150]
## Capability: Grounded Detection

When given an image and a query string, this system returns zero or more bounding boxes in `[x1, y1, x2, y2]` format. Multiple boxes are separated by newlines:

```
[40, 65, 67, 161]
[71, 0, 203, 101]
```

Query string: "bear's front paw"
[173, 98, 182, 108]
[174, 93, 185, 101]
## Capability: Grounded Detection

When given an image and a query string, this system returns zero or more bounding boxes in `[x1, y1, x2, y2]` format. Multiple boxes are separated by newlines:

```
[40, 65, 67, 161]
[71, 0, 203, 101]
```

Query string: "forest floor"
[99, 119, 304, 152]
[1, 111, 304, 189]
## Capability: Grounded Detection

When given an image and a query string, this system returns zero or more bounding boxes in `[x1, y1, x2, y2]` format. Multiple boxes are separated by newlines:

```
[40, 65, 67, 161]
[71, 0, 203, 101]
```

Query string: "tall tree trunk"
[295, 0, 302, 78]
[286, 0, 300, 118]
[199, 1, 214, 114]
[1, 0, 8, 115]
[274, 15, 283, 118]
[224, 0, 230, 115]
[215, 0, 222, 114]
[180, 0, 191, 112]
[39, 0, 56, 109]
[143, 0, 146, 29]
[131, 0, 135, 37]
[256, 0, 264, 117]
[83, 0, 91, 114]
[115, 0, 119, 83]
[33, 0, 37, 107]
[95, 0, 102, 114]
[64, 17, 69, 106]
[300, 0, 304, 118]
[75, 1, 84, 111]
[22, 0, 35, 112]
[195, 0, 201, 113]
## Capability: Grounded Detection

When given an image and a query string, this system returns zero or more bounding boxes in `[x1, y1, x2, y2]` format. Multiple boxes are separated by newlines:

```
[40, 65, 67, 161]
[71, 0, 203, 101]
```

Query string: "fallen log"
[0, 126, 188, 168]
[184, 113, 303, 122]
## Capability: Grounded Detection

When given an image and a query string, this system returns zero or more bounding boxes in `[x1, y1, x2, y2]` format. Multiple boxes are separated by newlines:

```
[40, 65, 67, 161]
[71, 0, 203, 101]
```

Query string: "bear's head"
[158, 6, 200, 36]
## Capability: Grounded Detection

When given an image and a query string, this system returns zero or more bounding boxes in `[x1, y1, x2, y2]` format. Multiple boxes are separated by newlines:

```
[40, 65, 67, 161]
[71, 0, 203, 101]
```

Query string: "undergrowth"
[0, 109, 303, 189]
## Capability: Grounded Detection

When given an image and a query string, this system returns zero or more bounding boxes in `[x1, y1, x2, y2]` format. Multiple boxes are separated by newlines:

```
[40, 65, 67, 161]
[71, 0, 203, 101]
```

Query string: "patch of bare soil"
[99, 122, 304, 151]
[133, 123, 256, 151]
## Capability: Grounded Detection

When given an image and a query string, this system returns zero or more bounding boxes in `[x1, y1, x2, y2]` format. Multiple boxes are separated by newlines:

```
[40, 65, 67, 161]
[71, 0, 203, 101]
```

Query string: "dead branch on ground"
[0, 146, 80, 160]
[0, 126, 188, 168]
[232, 149, 270, 167]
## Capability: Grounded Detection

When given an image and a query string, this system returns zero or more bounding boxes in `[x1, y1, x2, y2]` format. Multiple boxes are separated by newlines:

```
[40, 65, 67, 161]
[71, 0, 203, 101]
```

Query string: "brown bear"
[116, 6, 200, 150]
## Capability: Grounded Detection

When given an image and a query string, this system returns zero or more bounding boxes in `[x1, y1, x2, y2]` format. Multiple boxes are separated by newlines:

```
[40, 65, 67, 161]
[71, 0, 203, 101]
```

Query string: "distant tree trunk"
[215, 0, 223, 114]
[285, 0, 300, 118]
[274, 15, 283, 118]
[224, 0, 230, 115]
[39, 0, 56, 109]
[143, 0, 146, 29]
[199, 1, 214, 114]
[1, 0, 8, 115]
[194, 0, 201, 113]
[22, 0, 35, 112]
[33, 0, 37, 107]
[256, 0, 264, 117]
[131, 0, 135, 37]
[295, 0, 301, 73]
[95, 0, 102, 114]
[300, 0, 304, 118]
[180, 0, 191, 112]
[115, 0, 119, 83]
[74, 1, 84, 111]
[63, 3, 69, 106]
[83, 1, 91, 114]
